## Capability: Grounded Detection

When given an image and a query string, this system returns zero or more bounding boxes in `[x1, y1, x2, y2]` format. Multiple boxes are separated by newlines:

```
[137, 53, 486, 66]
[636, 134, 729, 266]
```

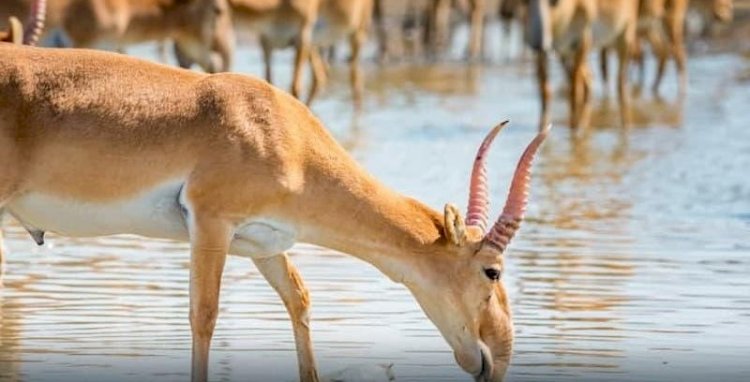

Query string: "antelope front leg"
[599, 48, 610, 94]
[535, 50, 551, 132]
[306, 48, 328, 106]
[373, 0, 388, 62]
[292, 23, 313, 100]
[253, 254, 319, 382]
[617, 30, 634, 128]
[652, 11, 682, 96]
[667, 4, 688, 97]
[468, 0, 486, 61]
[570, 29, 592, 130]
[349, 28, 367, 108]
[188, 216, 232, 382]
[261, 35, 274, 84]
[430, 0, 452, 57]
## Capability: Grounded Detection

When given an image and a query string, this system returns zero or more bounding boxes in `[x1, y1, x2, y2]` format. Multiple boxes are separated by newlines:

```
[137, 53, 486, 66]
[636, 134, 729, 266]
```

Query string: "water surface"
[1, 34, 749, 382]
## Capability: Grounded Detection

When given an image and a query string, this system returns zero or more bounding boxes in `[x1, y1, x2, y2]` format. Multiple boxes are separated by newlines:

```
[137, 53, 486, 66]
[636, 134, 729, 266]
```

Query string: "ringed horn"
[23, 0, 46, 46]
[466, 122, 551, 252]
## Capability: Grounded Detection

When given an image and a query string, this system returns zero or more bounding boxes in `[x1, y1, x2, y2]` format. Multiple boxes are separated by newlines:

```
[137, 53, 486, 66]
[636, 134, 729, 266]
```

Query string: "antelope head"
[401, 122, 550, 382]
[0, 0, 46, 45]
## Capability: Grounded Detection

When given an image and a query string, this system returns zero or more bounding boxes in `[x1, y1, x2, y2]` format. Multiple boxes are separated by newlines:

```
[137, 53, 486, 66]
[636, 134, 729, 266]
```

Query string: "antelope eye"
[483, 267, 502, 281]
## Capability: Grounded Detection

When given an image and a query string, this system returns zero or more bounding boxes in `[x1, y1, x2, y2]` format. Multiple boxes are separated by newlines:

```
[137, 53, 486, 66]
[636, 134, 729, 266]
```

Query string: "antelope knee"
[190, 304, 219, 337]
[287, 274, 311, 322]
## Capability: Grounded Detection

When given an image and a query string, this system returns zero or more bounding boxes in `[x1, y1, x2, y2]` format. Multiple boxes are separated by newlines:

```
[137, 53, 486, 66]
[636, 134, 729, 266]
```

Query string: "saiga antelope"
[0, 42, 548, 381]
[306, 0, 374, 105]
[223, 0, 320, 102]
[425, 0, 486, 60]
[0, 0, 234, 73]
[216, 0, 373, 105]
[629, 0, 734, 96]
[526, 0, 638, 130]
[0, 0, 45, 282]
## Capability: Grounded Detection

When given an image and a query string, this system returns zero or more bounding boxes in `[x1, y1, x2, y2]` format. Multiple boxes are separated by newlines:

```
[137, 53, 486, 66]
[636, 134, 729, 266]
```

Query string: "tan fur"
[0, 0, 234, 73]
[0, 45, 522, 382]
[229, 0, 320, 101]
[307, 0, 373, 105]
[635, 0, 733, 96]
[0, 1, 35, 288]
[424, 0, 485, 60]
[225, 0, 372, 105]
[527, 0, 638, 129]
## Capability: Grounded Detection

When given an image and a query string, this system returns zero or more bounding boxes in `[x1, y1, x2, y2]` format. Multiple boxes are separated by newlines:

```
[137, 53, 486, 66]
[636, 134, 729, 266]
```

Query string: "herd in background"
[0, 0, 739, 129]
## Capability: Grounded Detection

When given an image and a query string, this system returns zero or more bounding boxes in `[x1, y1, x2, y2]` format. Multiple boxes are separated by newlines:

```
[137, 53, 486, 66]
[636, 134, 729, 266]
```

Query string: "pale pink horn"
[466, 121, 509, 233]
[484, 124, 551, 252]
[23, 0, 46, 46]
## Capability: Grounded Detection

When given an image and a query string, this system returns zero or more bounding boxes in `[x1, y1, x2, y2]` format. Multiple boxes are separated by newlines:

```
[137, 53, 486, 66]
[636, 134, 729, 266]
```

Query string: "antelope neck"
[294, 166, 448, 283]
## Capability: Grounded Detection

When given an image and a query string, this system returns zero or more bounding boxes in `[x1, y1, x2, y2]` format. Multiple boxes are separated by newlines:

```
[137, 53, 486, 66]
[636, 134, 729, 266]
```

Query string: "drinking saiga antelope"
[526, 0, 638, 130]
[0, 40, 549, 382]
[0, 0, 45, 284]
[0, 0, 234, 73]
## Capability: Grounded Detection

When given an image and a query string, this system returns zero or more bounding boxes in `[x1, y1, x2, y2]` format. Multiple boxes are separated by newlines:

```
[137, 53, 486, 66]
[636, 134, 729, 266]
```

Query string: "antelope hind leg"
[569, 31, 592, 130]
[536, 51, 551, 132]
[292, 23, 313, 100]
[616, 23, 635, 127]
[349, 28, 367, 108]
[306, 48, 327, 106]
[253, 253, 320, 382]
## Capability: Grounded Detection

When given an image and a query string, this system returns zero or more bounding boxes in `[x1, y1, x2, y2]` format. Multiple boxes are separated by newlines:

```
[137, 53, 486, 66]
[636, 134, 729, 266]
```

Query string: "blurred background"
[1, 0, 749, 381]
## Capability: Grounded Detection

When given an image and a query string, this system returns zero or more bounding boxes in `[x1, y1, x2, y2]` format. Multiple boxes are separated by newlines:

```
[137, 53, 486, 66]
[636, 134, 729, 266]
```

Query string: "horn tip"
[489, 120, 509, 136]
[495, 120, 509, 131]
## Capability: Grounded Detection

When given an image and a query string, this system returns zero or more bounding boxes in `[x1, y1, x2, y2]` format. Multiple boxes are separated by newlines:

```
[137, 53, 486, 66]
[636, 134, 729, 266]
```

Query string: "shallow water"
[1, 32, 749, 382]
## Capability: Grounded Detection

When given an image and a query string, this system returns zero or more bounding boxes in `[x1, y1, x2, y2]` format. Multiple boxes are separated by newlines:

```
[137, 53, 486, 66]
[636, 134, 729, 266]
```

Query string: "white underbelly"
[7, 181, 297, 258]
[230, 219, 297, 258]
[7, 181, 189, 240]
[6, 181, 298, 258]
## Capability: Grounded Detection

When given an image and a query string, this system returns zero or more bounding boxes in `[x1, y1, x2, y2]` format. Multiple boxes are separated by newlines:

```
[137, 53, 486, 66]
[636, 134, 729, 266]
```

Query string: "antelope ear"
[5, 17, 23, 45]
[444, 203, 467, 246]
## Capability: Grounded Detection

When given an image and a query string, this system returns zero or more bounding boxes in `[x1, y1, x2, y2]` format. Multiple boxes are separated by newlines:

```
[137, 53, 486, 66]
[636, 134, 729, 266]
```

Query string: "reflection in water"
[0, 45, 749, 382]
[0, 279, 21, 382]
[589, 94, 685, 129]
[510, 129, 639, 380]
[369, 63, 481, 98]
